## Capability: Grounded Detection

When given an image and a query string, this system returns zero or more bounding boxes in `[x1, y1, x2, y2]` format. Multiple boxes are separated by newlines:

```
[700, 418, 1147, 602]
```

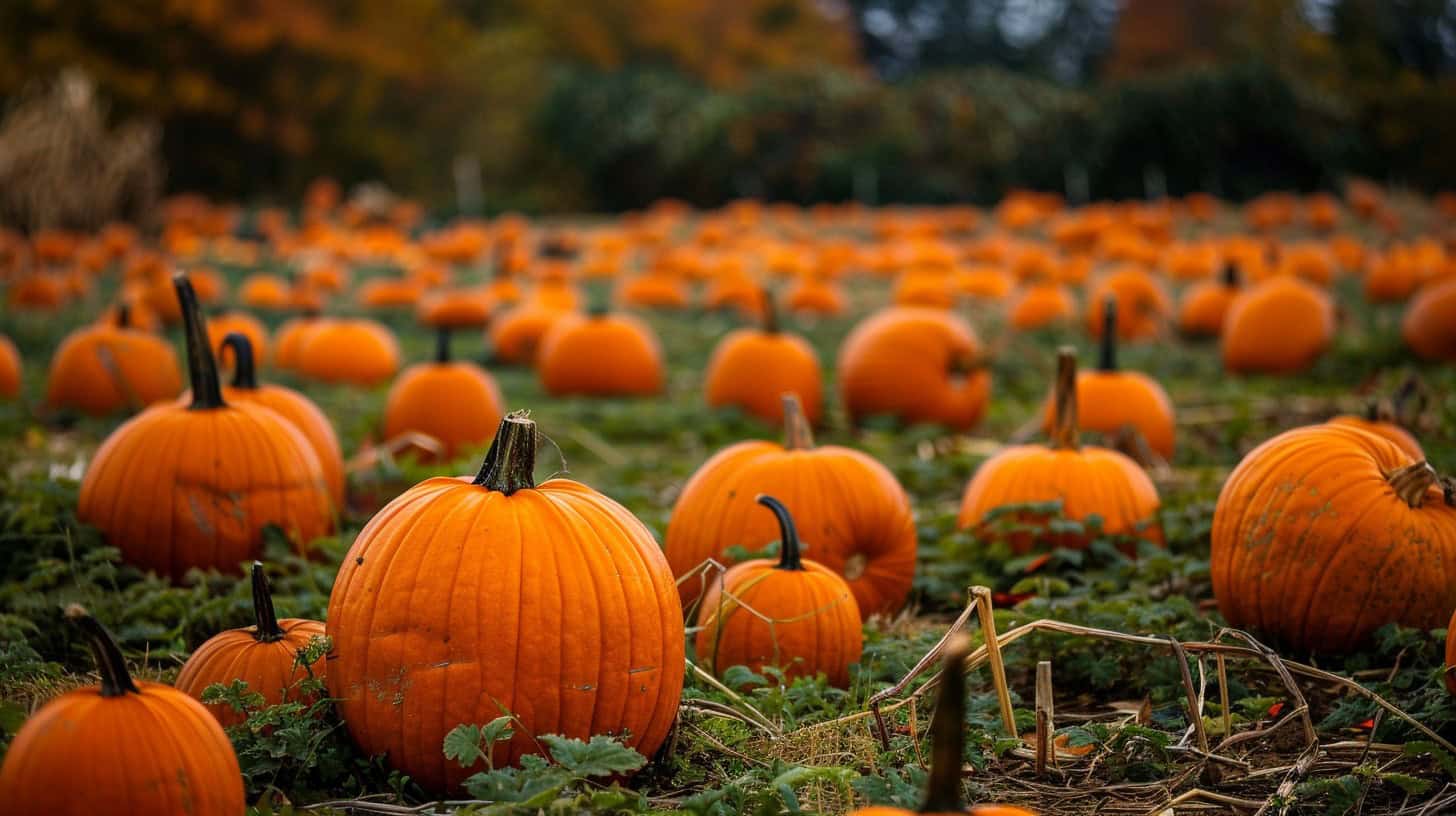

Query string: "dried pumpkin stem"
[1098, 297, 1118, 372]
[66, 604, 139, 698]
[175, 272, 225, 410]
[250, 561, 285, 643]
[1051, 346, 1080, 450]
[919, 634, 971, 813]
[781, 393, 815, 450]
[221, 332, 258, 389]
[472, 412, 537, 495]
[435, 327, 452, 364]
[1387, 460, 1438, 508]
[757, 495, 804, 571]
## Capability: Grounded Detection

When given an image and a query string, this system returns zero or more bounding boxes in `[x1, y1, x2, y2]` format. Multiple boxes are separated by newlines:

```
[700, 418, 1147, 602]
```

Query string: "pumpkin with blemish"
[383, 328, 505, 462]
[704, 294, 823, 425]
[46, 304, 183, 416]
[327, 413, 684, 794]
[837, 307, 991, 430]
[1212, 423, 1456, 652]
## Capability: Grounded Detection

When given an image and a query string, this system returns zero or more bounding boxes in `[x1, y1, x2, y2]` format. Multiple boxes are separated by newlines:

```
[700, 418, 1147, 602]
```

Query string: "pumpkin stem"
[1221, 261, 1240, 288]
[1050, 346, 1080, 450]
[761, 287, 779, 334]
[1388, 460, 1439, 508]
[221, 332, 258, 389]
[472, 411, 537, 494]
[435, 326, 453, 364]
[250, 561, 286, 643]
[1098, 297, 1118, 372]
[175, 272, 226, 411]
[1364, 398, 1395, 423]
[757, 494, 804, 571]
[920, 634, 971, 813]
[66, 604, 139, 698]
[781, 393, 815, 450]
[116, 301, 131, 329]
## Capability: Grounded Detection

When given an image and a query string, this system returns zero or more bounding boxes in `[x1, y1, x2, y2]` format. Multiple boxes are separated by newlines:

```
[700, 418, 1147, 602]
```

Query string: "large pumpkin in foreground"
[327, 413, 685, 794]
[1212, 423, 1456, 653]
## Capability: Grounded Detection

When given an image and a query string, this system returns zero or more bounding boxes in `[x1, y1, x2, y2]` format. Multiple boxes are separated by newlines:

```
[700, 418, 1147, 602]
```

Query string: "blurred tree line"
[2, 0, 1455, 216]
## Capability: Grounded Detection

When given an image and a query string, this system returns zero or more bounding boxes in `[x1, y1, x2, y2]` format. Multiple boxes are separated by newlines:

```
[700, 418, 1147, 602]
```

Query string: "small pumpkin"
[239, 273, 293, 311]
[207, 310, 269, 369]
[837, 307, 991, 430]
[46, 304, 184, 416]
[959, 347, 1162, 552]
[537, 309, 665, 397]
[0, 606, 245, 814]
[695, 495, 863, 687]
[79, 274, 333, 580]
[1177, 262, 1241, 337]
[1007, 282, 1076, 331]
[783, 275, 848, 317]
[175, 561, 328, 727]
[273, 314, 328, 371]
[295, 318, 401, 387]
[383, 328, 505, 462]
[1211, 423, 1456, 652]
[667, 394, 916, 618]
[416, 287, 494, 329]
[487, 304, 572, 365]
[1084, 267, 1171, 341]
[358, 276, 424, 309]
[615, 272, 691, 309]
[704, 293, 823, 425]
[1222, 275, 1335, 374]
[327, 413, 685, 794]
[1402, 277, 1456, 362]
[0, 333, 21, 399]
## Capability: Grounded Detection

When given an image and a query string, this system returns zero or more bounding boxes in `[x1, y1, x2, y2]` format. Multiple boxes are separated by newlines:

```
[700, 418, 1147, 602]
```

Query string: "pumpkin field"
[0, 185, 1454, 815]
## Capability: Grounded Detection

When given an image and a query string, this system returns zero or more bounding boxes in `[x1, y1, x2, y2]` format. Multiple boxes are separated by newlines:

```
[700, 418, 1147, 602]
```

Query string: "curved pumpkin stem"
[221, 332, 259, 389]
[250, 561, 286, 643]
[781, 393, 815, 450]
[66, 604, 139, 698]
[435, 326, 453, 364]
[1221, 261, 1240, 289]
[472, 411, 536, 495]
[761, 286, 779, 334]
[1050, 346, 1080, 451]
[757, 494, 804, 571]
[920, 634, 971, 813]
[1098, 297, 1118, 372]
[175, 272, 226, 411]
[1388, 461, 1439, 508]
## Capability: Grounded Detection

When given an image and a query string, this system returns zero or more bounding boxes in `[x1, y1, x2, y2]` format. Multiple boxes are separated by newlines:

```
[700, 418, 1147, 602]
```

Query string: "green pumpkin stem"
[435, 327, 453, 364]
[1098, 297, 1118, 372]
[175, 273, 226, 410]
[66, 604, 139, 698]
[761, 287, 779, 334]
[781, 393, 815, 450]
[1389, 460, 1439, 508]
[757, 495, 804, 571]
[250, 561, 286, 643]
[920, 634, 971, 813]
[221, 332, 258, 389]
[472, 411, 537, 495]
[1051, 346, 1080, 450]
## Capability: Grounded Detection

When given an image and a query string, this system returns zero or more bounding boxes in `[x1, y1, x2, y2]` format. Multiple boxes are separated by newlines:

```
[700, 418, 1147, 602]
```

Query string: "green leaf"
[542, 734, 646, 776]
[443, 724, 484, 768]
[1406, 741, 1456, 780]
[1383, 772, 1432, 795]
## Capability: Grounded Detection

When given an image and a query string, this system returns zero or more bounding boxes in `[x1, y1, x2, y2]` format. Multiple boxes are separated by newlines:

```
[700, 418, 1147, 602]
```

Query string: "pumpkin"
[529, 278, 582, 311]
[704, 294, 823, 425]
[207, 310, 269, 369]
[383, 328, 505, 461]
[295, 318, 401, 387]
[1448, 608, 1456, 695]
[7, 273, 68, 310]
[1041, 299, 1175, 459]
[175, 562, 328, 727]
[1007, 282, 1076, 331]
[667, 394, 916, 618]
[488, 304, 572, 365]
[1177, 262, 1241, 337]
[847, 636, 1036, 816]
[616, 272, 691, 309]
[837, 307, 991, 430]
[239, 273, 293, 311]
[1326, 381, 1424, 461]
[959, 347, 1162, 552]
[273, 314, 328, 371]
[1211, 423, 1456, 652]
[78, 274, 333, 580]
[537, 310, 665, 397]
[1402, 277, 1456, 362]
[1222, 275, 1335, 374]
[0, 606, 245, 815]
[46, 304, 184, 416]
[1363, 250, 1421, 303]
[327, 413, 685, 794]
[956, 267, 1014, 301]
[1084, 267, 1171, 341]
[216, 333, 345, 507]
[893, 271, 957, 309]
[0, 333, 21, 399]
[417, 287, 494, 329]
[1273, 242, 1336, 286]
[783, 275, 848, 316]
[703, 273, 768, 321]
[358, 276, 423, 309]
[695, 495, 863, 687]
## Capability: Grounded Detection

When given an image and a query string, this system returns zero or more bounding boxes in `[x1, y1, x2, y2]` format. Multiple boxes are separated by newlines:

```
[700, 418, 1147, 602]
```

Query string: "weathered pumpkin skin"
[1211, 424, 1456, 653]
[327, 415, 685, 795]
[1326, 415, 1424, 461]
[837, 307, 991, 431]
[666, 396, 916, 619]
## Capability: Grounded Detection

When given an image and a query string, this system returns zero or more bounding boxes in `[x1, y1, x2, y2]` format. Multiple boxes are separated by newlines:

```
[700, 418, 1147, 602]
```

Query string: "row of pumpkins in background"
[3, 266, 1454, 812]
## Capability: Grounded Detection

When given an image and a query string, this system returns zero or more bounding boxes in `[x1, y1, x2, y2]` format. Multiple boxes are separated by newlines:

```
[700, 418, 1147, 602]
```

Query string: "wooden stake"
[972, 586, 1017, 736]
[1035, 660, 1054, 777]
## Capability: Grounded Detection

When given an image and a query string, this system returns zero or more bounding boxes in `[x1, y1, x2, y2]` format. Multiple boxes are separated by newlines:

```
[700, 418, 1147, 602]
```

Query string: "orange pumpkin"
[1212, 423, 1456, 652]
[1273, 242, 1336, 286]
[327, 413, 685, 794]
[175, 562, 328, 727]
[78, 275, 333, 580]
[893, 271, 957, 309]
[615, 272, 691, 309]
[416, 287, 494, 329]
[0, 607, 245, 815]
[1326, 381, 1424, 461]
[295, 319, 401, 387]
[956, 267, 1014, 301]
[207, 310, 269, 369]
[695, 495, 863, 687]
[273, 315, 327, 371]
[704, 295, 822, 425]
[1177, 262, 1241, 337]
[959, 347, 1162, 552]
[666, 394, 916, 619]
[783, 276, 848, 316]
[1084, 267, 1171, 341]
[383, 328, 505, 462]
[1402, 277, 1456, 362]
[358, 276, 423, 309]
[1222, 275, 1335, 374]
[537, 311, 664, 397]
[1448, 608, 1456, 695]
[487, 304, 572, 365]
[7, 273, 68, 310]
[837, 307, 991, 430]
[0, 333, 21, 399]
[1041, 299, 1175, 459]
[46, 304, 184, 416]
[239, 273, 293, 311]
[1007, 282, 1076, 331]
